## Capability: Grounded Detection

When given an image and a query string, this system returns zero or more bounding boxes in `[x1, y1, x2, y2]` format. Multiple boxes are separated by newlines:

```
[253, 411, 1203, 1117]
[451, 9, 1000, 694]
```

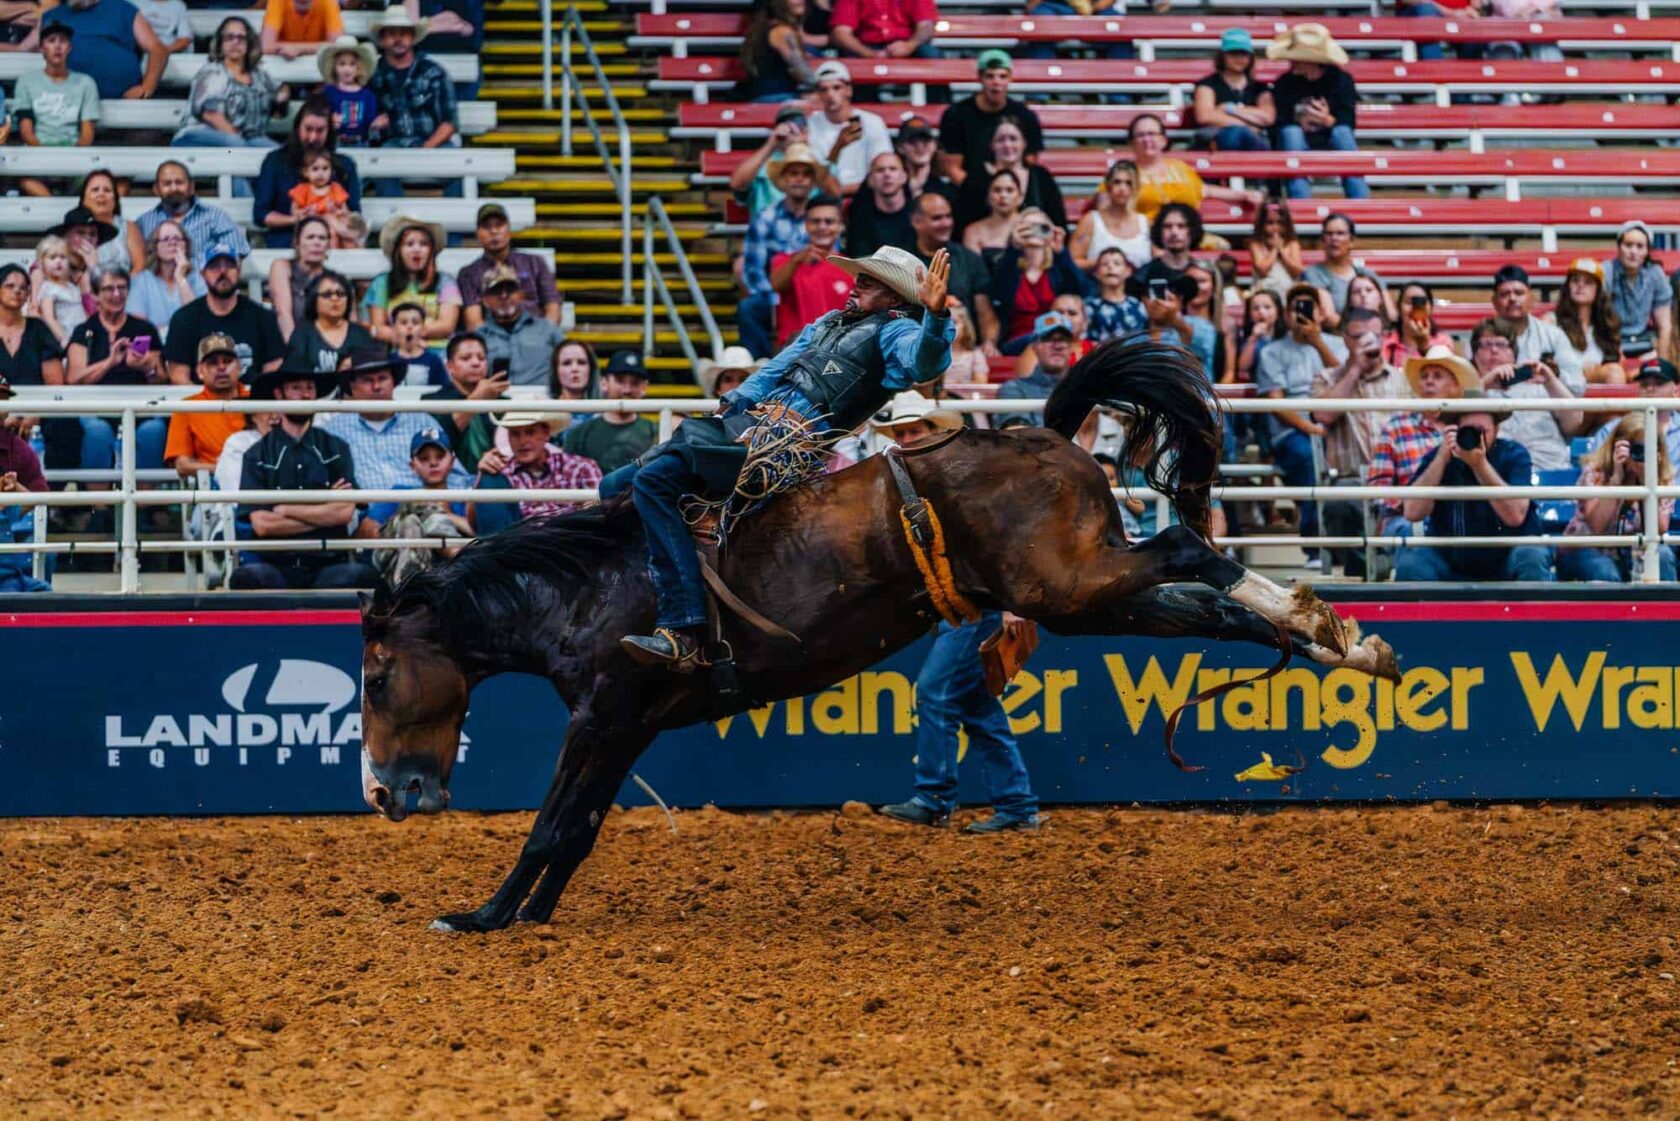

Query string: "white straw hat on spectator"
[317, 35, 377, 84]
[371, 5, 429, 40]
[870, 390, 961, 431]
[1266, 23, 1349, 66]
[494, 411, 559, 430]
[1402, 344, 1478, 396]
[379, 215, 447, 260]
[814, 60, 852, 85]
[827, 245, 927, 306]
[695, 346, 765, 397]
[768, 143, 821, 188]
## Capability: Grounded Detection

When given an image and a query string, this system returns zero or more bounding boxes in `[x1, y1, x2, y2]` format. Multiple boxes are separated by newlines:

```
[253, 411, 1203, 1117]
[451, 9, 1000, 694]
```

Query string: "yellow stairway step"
[480, 85, 648, 101]
[489, 176, 691, 193]
[484, 19, 624, 32]
[482, 41, 627, 56]
[563, 278, 733, 294]
[483, 62, 640, 78]
[557, 251, 730, 266]
[494, 107, 666, 124]
[517, 154, 683, 169]
[516, 226, 708, 244]
[573, 327, 739, 346]
[476, 129, 667, 146]
[536, 201, 709, 218]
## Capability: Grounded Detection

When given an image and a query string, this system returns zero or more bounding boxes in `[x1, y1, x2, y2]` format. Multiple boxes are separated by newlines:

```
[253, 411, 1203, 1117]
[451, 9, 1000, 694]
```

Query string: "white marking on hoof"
[430, 919, 461, 934]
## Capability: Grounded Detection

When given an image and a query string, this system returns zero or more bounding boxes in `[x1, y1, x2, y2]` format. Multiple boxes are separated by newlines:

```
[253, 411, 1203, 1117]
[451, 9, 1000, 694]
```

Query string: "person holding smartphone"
[1254, 283, 1347, 569]
[0, 373, 50, 593]
[1473, 312, 1582, 472]
[1397, 391, 1553, 583]
[1560, 414, 1676, 582]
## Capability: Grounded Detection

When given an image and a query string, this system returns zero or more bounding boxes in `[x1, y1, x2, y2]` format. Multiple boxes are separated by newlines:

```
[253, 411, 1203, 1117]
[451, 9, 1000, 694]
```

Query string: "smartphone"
[491, 357, 510, 377]
[1509, 364, 1535, 384]
[1456, 426, 1483, 451]
[129, 335, 151, 359]
[1292, 296, 1316, 321]
[1409, 295, 1428, 312]
[1147, 277, 1169, 301]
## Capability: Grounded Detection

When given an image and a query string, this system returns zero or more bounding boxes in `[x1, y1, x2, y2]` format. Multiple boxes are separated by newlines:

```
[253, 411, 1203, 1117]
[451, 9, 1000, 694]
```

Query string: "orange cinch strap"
[899, 501, 982, 628]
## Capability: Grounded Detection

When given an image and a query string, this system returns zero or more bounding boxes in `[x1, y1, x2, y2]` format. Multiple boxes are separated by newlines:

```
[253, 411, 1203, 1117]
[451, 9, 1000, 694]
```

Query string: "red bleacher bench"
[639, 13, 1680, 54]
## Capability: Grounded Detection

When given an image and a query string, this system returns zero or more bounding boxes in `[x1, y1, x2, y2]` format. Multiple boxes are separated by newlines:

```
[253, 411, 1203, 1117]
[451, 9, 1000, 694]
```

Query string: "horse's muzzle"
[363, 751, 450, 822]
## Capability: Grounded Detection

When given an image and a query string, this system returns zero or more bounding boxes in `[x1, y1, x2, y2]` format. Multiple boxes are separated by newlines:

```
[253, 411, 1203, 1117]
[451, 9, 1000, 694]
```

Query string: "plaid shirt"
[318, 412, 473, 492]
[136, 199, 250, 259]
[371, 56, 458, 147]
[503, 448, 602, 519]
[1366, 411, 1442, 517]
[742, 199, 809, 296]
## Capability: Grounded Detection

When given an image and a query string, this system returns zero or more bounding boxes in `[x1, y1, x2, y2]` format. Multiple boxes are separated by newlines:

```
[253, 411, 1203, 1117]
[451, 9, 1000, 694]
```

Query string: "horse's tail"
[1042, 332, 1221, 541]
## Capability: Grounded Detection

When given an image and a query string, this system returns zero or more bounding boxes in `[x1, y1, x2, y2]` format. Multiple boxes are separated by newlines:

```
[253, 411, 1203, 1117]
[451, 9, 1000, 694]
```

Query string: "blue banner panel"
[3, 600, 1679, 816]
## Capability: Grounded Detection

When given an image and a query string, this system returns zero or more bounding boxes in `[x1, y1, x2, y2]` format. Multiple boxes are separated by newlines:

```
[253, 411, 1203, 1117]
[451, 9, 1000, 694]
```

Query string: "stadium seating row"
[0, 146, 514, 192]
[0, 51, 477, 86]
[0, 247, 555, 284]
[0, 196, 537, 238]
[84, 99, 496, 137]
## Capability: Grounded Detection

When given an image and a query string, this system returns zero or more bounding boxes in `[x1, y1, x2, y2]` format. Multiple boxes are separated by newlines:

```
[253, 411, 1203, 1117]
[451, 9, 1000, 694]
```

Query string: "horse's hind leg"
[1055, 524, 1351, 657]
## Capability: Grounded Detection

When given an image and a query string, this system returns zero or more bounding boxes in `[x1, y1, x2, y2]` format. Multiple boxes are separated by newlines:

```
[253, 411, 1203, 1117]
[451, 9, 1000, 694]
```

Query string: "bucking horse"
[358, 334, 1400, 932]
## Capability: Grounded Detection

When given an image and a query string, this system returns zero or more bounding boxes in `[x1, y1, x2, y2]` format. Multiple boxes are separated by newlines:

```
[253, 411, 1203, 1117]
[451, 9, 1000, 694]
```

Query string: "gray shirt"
[1606, 259, 1672, 351]
[1493, 316, 1584, 472]
[1255, 333, 1346, 445]
[1302, 262, 1386, 318]
[996, 367, 1060, 429]
[478, 309, 567, 386]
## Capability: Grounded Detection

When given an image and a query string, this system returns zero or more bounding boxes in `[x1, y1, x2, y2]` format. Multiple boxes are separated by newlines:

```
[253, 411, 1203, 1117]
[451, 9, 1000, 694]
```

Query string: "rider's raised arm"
[882, 308, 955, 390]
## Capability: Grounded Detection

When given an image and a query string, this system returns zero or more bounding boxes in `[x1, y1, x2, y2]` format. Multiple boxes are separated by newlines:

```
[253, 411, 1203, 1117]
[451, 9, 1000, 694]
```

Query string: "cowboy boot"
[620, 627, 706, 673]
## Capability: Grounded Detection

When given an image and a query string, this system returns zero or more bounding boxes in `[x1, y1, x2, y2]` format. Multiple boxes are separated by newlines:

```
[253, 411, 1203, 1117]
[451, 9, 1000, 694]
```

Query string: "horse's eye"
[365, 674, 389, 699]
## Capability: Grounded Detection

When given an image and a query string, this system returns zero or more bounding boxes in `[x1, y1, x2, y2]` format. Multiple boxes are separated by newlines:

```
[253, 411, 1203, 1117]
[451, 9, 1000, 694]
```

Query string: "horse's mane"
[378, 495, 638, 644]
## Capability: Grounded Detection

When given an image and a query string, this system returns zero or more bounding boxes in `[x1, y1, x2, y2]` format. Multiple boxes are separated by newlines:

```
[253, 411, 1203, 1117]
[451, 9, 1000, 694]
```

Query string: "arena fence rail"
[0, 395, 1665, 591]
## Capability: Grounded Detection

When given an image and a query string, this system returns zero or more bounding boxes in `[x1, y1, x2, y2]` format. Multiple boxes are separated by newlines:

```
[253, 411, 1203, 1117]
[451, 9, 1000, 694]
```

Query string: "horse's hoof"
[431, 910, 506, 934]
[1365, 634, 1401, 682]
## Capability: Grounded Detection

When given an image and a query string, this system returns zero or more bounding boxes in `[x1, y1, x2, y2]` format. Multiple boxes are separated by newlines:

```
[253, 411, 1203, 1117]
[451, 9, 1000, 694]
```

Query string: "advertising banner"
[3, 599, 1679, 816]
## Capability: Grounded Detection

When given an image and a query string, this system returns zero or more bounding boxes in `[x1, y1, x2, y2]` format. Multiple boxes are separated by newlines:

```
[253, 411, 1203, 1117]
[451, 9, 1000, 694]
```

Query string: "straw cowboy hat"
[870, 390, 961, 432]
[1266, 23, 1349, 67]
[1403, 344, 1479, 396]
[370, 5, 429, 40]
[317, 34, 377, 84]
[768, 143, 821, 189]
[695, 346, 765, 397]
[493, 410, 561, 430]
[378, 214, 447, 260]
[827, 245, 928, 307]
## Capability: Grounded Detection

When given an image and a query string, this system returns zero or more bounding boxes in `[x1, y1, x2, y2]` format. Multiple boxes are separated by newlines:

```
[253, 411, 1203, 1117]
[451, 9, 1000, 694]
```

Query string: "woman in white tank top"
[1069, 159, 1154, 273]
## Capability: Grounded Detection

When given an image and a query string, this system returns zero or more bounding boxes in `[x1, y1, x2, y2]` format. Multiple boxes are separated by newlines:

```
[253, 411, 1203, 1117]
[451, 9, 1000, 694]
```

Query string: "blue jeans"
[600, 457, 709, 631]
[737, 290, 775, 365]
[1208, 124, 1272, 152]
[1276, 123, 1370, 200]
[170, 128, 279, 198]
[1558, 544, 1677, 582]
[230, 560, 381, 589]
[81, 416, 168, 470]
[911, 612, 1039, 820]
[1270, 428, 1319, 549]
[1023, 0, 1132, 60]
[1398, 1, 1447, 60]
[1396, 544, 1556, 582]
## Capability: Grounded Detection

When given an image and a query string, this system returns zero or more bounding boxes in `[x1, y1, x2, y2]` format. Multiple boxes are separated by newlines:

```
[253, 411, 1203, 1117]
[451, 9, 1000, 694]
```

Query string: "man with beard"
[367, 5, 459, 198]
[231, 363, 378, 590]
[604, 246, 953, 671]
[163, 241, 284, 385]
[135, 160, 249, 259]
[1130, 204, 1199, 293]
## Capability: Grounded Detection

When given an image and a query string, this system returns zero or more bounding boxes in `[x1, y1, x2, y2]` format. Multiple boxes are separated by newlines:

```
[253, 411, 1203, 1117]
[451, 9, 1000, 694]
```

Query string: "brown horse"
[359, 335, 1398, 932]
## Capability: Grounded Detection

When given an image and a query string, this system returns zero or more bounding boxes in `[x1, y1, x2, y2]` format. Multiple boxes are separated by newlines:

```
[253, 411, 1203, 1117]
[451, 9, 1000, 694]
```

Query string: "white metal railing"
[0, 393, 1670, 591]
[555, 5, 635, 304]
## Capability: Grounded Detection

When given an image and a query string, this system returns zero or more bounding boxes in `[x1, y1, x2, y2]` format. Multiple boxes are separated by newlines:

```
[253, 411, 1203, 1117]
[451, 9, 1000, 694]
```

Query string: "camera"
[1031, 222, 1054, 239]
[1630, 442, 1647, 463]
[1409, 295, 1428, 311]
[1456, 426, 1483, 451]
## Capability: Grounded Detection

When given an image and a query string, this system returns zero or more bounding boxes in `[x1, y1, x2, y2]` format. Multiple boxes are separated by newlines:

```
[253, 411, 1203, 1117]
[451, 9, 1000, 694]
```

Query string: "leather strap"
[699, 557, 804, 647]
[886, 448, 982, 627]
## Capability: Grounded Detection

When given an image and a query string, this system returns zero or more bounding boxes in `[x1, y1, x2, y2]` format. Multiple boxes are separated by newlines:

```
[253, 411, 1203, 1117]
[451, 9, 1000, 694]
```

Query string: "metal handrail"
[554, 5, 635, 303]
[642, 195, 726, 365]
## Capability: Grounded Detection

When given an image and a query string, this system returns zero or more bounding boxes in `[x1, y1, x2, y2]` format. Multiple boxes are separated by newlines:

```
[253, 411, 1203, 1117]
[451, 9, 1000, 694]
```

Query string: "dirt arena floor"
[4, 803, 1680, 1119]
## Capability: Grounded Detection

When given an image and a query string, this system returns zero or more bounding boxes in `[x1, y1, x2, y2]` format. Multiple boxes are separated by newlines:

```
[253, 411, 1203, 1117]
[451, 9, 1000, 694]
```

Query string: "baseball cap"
[40, 20, 71, 40]
[197, 333, 238, 363]
[1619, 218, 1654, 244]
[410, 426, 452, 456]
[1566, 257, 1605, 284]
[1492, 264, 1531, 289]
[476, 203, 510, 227]
[1031, 310, 1076, 341]
[200, 241, 242, 270]
[1636, 356, 1678, 383]
[774, 104, 808, 126]
[899, 118, 936, 144]
[1220, 28, 1254, 53]
[483, 262, 521, 292]
[976, 48, 1012, 74]
[814, 60, 852, 85]
[605, 350, 649, 379]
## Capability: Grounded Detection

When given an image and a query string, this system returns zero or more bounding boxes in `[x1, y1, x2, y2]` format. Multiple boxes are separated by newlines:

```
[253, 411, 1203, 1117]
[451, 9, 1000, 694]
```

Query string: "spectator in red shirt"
[831, 0, 938, 59]
[770, 196, 852, 346]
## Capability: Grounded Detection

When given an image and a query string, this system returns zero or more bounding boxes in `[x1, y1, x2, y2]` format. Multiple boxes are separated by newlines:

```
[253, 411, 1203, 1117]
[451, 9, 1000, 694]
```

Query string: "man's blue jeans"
[1204, 124, 1272, 152]
[600, 457, 710, 631]
[1398, 1, 1448, 60]
[737, 290, 776, 363]
[1558, 544, 1677, 583]
[1277, 124, 1370, 200]
[1270, 428, 1319, 548]
[1396, 544, 1556, 581]
[910, 612, 1040, 821]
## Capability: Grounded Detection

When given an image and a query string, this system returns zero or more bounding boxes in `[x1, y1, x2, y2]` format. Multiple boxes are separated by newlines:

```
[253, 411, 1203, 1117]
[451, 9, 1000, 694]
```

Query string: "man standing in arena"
[604, 245, 952, 672]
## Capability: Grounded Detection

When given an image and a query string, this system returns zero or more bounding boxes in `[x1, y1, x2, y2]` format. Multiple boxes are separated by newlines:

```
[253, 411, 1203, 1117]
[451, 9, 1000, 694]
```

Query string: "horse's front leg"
[433, 713, 652, 934]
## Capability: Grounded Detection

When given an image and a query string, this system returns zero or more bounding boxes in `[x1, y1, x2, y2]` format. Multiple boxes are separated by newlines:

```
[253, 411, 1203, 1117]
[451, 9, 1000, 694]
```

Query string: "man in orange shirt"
[166, 334, 249, 478]
[261, 0, 344, 59]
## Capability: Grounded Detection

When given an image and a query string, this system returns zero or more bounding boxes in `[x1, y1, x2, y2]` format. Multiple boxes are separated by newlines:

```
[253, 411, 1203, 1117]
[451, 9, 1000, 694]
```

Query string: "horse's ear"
[357, 590, 377, 618]
[360, 584, 394, 620]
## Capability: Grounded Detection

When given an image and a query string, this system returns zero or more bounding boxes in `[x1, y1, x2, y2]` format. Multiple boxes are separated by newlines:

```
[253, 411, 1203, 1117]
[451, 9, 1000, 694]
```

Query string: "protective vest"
[780, 309, 910, 431]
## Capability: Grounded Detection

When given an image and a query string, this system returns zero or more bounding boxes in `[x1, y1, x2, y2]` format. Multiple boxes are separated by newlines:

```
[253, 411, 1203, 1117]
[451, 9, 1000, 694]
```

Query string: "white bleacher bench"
[0, 51, 477, 87]
[0, 196, 537, 237]
[0, 145, 515, 197]
[186, 10, 383, 39]
[97, 99, 497, 137]
[0, 247, 555, 286]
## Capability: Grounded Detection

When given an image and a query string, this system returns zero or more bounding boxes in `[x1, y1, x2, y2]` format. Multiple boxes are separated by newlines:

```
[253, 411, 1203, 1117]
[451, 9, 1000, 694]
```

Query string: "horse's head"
[358, 585, 469, 822]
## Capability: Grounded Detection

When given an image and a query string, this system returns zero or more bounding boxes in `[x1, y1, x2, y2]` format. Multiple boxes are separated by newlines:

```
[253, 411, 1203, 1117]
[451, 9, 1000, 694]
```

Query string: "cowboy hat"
[768, 143, 821, 189]
[827, 245, 928, 307]
[370, 5, 429, 40]
[870, 390, 961, 432]
[1403, 344, 1478, 396]
[317, 34, 377, 84]
[48, 205, 117, 246]
[1457, 387, 1512, 427]
[493, 410, 560, 430]
[247, 364, 339, 400]
[1266, 23, 1349, 67]
[378, 214, 447, 261]
[694, 346, 765, 397]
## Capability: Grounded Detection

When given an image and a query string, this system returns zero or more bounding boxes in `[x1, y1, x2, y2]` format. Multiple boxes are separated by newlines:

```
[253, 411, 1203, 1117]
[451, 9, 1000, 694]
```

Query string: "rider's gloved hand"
[718, 392, 753, 419]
